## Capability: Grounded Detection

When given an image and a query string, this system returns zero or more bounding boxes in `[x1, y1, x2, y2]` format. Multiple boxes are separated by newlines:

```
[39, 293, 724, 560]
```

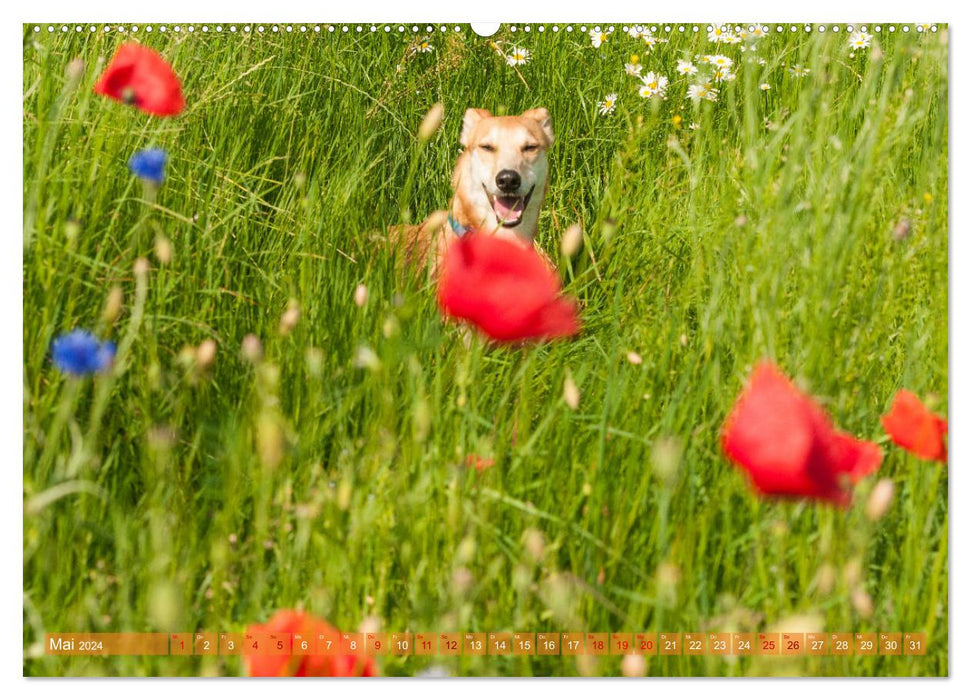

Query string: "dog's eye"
[479, 144, 496, 153]
[522, 143, 539, 153]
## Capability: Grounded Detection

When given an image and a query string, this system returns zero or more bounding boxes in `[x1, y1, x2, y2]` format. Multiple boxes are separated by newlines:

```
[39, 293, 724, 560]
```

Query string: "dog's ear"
[460, 108, 491, 147]
[522, 108, 554, 147]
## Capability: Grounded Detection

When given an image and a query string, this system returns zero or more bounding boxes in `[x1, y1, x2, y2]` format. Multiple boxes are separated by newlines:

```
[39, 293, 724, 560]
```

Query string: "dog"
[391, 107, 555, 273]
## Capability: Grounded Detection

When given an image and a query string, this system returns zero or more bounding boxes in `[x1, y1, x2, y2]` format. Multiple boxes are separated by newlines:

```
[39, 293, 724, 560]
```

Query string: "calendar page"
[22, 17, 948, 679]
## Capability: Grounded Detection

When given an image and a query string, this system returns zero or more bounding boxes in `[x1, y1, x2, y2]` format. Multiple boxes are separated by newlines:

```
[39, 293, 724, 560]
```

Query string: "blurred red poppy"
[464, 454, 495, 472]
[94, 43, 185, 116]
[881, 389, 947, 462]
[721, 362, 882, 506]
[244, 610, 375, 677]
[437, 234, 579, 342]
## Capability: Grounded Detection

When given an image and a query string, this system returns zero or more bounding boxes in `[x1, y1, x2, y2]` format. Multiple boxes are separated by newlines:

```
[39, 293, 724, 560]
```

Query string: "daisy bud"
[241, 333, 263, 364]
[359, 615, 381, 635]
[418, 102, 444, 143]
[626, 350, 643, 365]
[354, 283, 369, 308]
[102, 285, 123, 325]
[560, 223, 583, 257]
[294, 172, 307, 189]
[196, 339, 217, 369]
[64, 219, 81, 243]
[865, 478, 895, 521]
[133, 257, 150, 277]
[279, 303, 300, 336]
[563, 374, 580, 410]
[154, 235, 172, 265]
[621, 654, 646, 677]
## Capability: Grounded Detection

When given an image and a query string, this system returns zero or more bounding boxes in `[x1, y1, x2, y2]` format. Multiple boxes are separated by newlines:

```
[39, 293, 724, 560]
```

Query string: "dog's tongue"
[493, 196, 524, 222]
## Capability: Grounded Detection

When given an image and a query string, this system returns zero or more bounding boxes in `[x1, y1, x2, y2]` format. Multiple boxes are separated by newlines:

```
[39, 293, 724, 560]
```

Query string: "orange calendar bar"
[439, 633, 462, 656]
[513, 632, 535, 655]
[757, 632, 780, 655]
[659, 632, 681, 656]
[560, 633, 584, 655]
[415, 633, 436, 656]
[488, 632, 512, 655]
[879, 633, 902, 656]
[782, 632, 805, 656]
[684, 633, 705, 656]
[537, 633, 560, 656]
[464, 633, 486, 656]
[366, 632, 388, 656]
[806, 633, 827, 655]
[708, 633, 731, 656]
[830, 633, 853, 656]
[634, 632, 657, 655]
[44, 633, 169, 656]
[904, 633, 927, 656]
[586, 632, 608, 656]
[390, 632, 413, 656]
[316, 630, 340, 655]
[855, 633, 878, 656]
[732, 633, 755, 655]
[610, 633, 633, 655]
[292, 632, 314, 655]
[170, 633, 192, 656]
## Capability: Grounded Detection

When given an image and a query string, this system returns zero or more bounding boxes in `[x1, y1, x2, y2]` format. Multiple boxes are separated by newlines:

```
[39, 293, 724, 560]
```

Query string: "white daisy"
[639, 71, 669, 98]
[642, 33, 667, 49]
[416, 39, 434, 54]
[628, 26, 646, 39]
[788, 64, 811, 77]
[848, 30, 872, 50]
[708, 25, 730, 43]
[590, 28, 610, 48]
[722, 32, 742, 44]
[750, 25, 767, 38]
[688, 122, 700, 130]
[713, 67, 736, 82]
[687, 83, 719, 102]
[625, 62, 643, 77]
[704, 54, 734, 70]
[598, 93, 618, 115]
[676, 59, 698, 75]
[506, 47, 530, 66]
[759, 83, 771, 91]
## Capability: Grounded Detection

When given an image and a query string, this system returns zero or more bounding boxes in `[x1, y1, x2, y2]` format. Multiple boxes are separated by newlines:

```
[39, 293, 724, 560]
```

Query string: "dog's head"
[456, 108, 554, 231]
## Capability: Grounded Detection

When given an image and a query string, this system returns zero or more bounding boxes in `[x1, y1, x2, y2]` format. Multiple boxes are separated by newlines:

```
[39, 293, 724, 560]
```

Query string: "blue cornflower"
[128, 148, 168, 184]
[51, 330, 116, 376]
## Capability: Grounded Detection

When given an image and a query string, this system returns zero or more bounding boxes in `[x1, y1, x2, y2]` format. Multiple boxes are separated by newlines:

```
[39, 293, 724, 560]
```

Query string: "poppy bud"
[241, 334, 263, 363]
[865, 478, 894, 521]
[279, 302, 300, 336]
[563, 374, 580, 410]
[196, 339, 217, 369]
[354, 284, 368, 308]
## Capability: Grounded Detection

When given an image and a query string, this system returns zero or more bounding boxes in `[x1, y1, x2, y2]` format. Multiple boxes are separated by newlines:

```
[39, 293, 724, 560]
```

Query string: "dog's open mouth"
[485, 184, 535, 227]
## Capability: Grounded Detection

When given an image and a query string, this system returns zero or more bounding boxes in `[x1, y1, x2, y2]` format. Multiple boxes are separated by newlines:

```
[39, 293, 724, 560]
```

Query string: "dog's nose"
[495, 169, 521, 193]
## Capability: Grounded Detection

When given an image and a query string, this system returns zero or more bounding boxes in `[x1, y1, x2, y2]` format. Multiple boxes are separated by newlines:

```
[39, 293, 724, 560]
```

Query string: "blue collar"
[448, 213, 469, 237]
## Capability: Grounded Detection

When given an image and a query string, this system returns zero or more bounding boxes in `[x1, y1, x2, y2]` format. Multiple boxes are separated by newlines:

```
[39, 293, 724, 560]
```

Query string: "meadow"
[22, 22, 948, 676]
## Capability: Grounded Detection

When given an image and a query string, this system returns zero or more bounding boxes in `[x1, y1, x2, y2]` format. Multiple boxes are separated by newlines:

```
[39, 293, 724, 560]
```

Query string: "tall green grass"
[23, 23, 948, 676]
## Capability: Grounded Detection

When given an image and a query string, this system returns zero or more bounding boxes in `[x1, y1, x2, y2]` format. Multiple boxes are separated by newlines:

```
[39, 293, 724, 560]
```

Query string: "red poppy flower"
[881, 389, 947, 462]
[437, 234, 580, 342]
[94, 43, 185, 117]
[721, 362, 882, 506]
[465, 454, 495, 472]
[244, 610, 375, 677]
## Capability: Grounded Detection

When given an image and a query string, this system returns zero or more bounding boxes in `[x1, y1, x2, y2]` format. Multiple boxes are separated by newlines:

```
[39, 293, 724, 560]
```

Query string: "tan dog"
[391, 107, 554, 272]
